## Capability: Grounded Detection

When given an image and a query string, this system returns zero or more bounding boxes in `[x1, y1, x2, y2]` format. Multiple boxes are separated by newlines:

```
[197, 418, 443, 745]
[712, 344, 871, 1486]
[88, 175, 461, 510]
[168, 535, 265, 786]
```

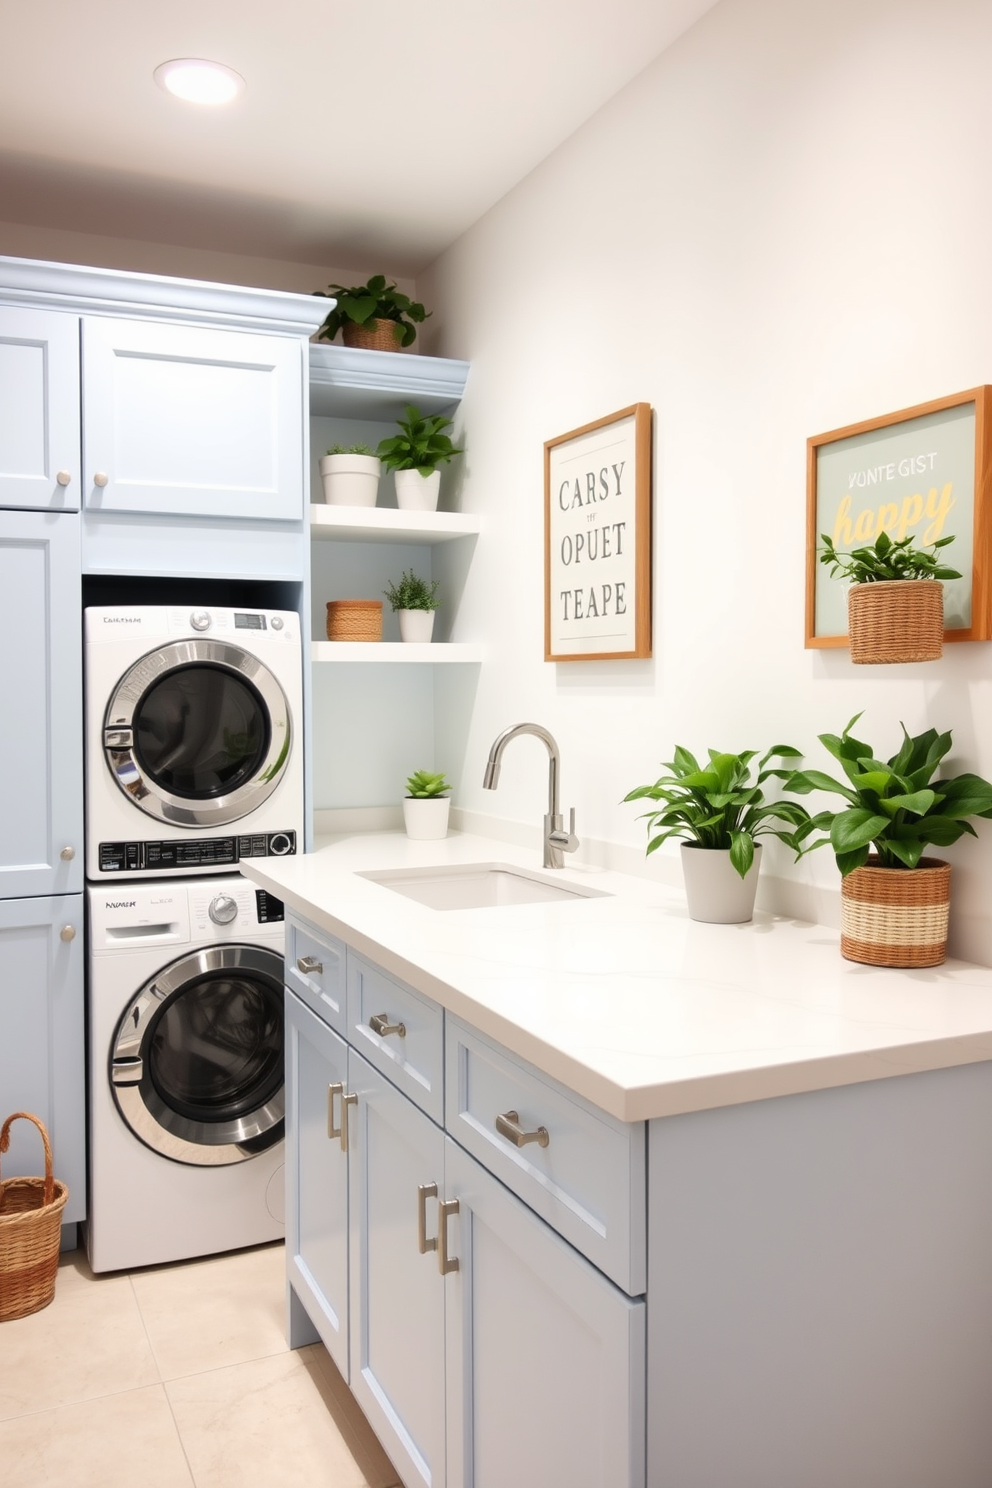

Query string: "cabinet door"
[0, 510, 82, 898]
[349, 1049, 447, 1488]
[0, 895, 85, 1224]
[444, 1137, 646, 1488]
[81, 316, 305, 522]
[0, 307, 80, 511]
[285, 991, 350, 1378]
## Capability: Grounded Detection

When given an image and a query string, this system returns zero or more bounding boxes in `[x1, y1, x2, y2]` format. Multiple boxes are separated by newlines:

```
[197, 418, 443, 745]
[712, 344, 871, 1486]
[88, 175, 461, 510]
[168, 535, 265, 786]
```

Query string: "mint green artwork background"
[814, 403, 975, 636]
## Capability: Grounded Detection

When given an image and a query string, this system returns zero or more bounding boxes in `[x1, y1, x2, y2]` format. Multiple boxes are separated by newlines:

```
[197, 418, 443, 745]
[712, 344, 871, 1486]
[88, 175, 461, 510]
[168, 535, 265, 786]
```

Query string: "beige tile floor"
[0, 1241, 402, 1488]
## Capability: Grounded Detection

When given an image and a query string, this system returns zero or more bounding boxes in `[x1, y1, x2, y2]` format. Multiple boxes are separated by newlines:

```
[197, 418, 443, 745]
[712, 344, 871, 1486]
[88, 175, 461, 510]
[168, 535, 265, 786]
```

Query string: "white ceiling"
[0, 0, 717, 275]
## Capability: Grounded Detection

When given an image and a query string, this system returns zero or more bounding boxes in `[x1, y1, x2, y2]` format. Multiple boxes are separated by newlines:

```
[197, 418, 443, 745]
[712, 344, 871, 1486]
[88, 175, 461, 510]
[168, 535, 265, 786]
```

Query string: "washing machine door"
[103, 639, 292, 827]
[110, 944, 285, 1166]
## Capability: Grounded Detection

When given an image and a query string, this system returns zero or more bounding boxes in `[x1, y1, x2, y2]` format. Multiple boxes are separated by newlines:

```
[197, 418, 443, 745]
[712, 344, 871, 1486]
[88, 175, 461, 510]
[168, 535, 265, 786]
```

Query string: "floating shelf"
[312, 641, 483, 664]
[310, 504, 481, 545]
[309, 343, 470, 420]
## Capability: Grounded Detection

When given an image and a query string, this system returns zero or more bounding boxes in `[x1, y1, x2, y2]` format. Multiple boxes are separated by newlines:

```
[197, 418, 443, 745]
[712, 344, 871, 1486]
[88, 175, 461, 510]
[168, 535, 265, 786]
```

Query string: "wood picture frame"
[805, 387, 992, 647]
[544, 403, 652, 661]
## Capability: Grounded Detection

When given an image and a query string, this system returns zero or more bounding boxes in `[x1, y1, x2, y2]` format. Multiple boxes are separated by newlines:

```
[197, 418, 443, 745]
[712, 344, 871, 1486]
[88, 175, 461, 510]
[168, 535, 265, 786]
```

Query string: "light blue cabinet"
[0, 895, 85, 1224]
[0, 509, 82, 899]
[0, 306, 81, 512]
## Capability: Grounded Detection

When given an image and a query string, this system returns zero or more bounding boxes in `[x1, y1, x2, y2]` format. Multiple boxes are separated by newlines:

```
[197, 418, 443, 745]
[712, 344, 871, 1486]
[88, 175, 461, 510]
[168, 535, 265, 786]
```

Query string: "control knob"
[190, 610, 212, 632]
[208, 893, 239, 926]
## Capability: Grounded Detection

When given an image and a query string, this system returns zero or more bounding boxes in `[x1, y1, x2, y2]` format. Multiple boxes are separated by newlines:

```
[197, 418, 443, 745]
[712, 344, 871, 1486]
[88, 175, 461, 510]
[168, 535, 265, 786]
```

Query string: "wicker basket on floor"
[0, 1112, 69, 1321]
[326, 599, 383, 642]
[847, 580, 944, 664]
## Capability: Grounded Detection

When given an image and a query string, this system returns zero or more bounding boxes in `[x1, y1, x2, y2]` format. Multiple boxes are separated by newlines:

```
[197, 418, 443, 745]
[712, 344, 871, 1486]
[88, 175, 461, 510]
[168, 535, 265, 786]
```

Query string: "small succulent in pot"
[403, 769, 451, 839]
[313, 275, 430, 349]
[325, 442, 376, 457]
[405, 770, 451, 799]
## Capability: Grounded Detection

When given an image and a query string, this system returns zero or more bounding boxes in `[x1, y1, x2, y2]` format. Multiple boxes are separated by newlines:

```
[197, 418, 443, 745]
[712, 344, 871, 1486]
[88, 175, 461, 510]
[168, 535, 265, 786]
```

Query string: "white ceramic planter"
[394, 468, 441, 511]
[403, 796, 450, 840]
[398, 608, 435, 643]
[319, 453, 381, 507]
[680, 843, 762, 924]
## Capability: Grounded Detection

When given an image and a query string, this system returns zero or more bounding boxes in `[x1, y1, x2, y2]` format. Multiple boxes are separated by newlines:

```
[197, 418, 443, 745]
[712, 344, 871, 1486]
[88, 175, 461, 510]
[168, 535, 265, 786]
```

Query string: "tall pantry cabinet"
[0, 257, 326, 1227]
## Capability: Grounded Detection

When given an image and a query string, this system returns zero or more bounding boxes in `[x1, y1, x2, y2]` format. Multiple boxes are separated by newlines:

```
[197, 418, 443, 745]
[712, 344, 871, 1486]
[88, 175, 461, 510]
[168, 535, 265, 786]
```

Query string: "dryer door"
[110, 944, 284, 1166]
[102, 639, 292, 828]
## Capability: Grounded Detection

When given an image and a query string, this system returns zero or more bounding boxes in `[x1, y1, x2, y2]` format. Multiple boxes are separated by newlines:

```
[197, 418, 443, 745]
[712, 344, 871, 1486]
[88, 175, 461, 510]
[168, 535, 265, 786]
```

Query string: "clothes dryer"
[85, 605, 303, 880]
[86, 876, 287, 1272]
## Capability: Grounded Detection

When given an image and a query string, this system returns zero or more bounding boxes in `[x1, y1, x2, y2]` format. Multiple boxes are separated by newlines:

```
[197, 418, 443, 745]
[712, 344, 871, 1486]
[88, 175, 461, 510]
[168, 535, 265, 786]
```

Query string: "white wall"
[420, 0, 992, 963]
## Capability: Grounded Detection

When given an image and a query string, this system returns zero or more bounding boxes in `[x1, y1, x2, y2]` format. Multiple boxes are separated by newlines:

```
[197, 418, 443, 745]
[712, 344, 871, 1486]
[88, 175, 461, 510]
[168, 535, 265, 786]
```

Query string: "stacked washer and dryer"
[84, 605, 303, 1273]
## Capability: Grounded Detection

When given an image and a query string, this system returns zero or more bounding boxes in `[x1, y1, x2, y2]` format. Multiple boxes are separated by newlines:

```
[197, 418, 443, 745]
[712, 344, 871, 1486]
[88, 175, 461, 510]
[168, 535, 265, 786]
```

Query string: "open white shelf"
[310, 504, 481, 545]
[312, 641, 483, 664]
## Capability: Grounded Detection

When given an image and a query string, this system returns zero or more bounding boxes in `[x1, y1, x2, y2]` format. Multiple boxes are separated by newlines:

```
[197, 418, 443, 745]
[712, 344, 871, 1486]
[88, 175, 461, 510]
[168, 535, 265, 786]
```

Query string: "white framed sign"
[544, 403, 652, 661]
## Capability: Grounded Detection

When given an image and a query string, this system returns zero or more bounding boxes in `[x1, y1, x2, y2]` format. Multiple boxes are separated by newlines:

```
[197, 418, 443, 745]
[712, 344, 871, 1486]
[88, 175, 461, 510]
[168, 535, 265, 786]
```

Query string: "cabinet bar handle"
[438, 1198, 460, 1275]
[417, 1182, 438, 1254]
[370, 1012, 406, 1039]
[495, 1109, 550, 1149]
[327, 1083, 343, 1141]
[341, 1092, 357, 1153]
[297, 955, 323, 975]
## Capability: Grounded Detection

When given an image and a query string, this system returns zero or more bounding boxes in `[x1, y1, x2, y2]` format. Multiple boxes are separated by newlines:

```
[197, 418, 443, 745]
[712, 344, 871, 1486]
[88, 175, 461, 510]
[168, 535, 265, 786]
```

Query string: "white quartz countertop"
[241, 829, 992, 1123]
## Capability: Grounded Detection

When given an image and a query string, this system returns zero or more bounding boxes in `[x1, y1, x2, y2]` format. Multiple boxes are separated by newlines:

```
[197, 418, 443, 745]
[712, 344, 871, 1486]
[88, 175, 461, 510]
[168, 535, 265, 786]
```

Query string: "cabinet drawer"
[285, 918, 346, 1034]
[347, 954, 443, 1124]
[445, 1017, 645, 1295]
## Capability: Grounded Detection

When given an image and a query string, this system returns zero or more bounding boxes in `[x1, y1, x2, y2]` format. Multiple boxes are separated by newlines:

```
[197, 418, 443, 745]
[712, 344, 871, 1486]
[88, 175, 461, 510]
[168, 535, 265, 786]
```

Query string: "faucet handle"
[547, 807, 579, 855]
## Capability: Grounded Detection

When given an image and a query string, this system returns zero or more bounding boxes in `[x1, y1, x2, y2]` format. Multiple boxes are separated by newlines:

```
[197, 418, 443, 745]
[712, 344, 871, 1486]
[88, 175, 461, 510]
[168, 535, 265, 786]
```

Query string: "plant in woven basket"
[313, 275, 430, 349]
[787, 713, 992, 874]
[818, 529, 961, 585]
[819, 529, 961, 664]
[405, 769, 450, 799]
[383, 569, 441, 612]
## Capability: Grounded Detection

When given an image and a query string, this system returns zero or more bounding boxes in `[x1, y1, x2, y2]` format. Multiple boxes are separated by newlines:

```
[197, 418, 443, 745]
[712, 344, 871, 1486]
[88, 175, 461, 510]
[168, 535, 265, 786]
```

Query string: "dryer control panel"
[98, 831, 296, 873]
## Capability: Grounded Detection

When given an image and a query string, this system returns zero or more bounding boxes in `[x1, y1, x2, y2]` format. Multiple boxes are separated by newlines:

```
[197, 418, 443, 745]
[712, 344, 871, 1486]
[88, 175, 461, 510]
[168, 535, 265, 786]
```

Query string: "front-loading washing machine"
[86, 876, 288, 1273]
[85, 605, 303, 880]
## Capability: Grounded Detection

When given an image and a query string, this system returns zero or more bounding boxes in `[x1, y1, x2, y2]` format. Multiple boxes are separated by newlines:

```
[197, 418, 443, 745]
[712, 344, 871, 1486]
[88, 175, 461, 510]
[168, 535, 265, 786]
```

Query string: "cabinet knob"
[370, 1012, 406, 1040]
[93, 472, 109, 487]
[60, 845, 75, 861]
[297, 955, 323, 976]
[56, 470, 71, 486]
[495, 1109, 550, 1149]
[60, 925, 76, 943]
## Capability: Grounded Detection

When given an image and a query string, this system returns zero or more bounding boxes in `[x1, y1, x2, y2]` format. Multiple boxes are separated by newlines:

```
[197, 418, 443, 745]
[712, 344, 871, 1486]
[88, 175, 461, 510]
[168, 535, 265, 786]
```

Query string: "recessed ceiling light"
[154, 58, 245, 106]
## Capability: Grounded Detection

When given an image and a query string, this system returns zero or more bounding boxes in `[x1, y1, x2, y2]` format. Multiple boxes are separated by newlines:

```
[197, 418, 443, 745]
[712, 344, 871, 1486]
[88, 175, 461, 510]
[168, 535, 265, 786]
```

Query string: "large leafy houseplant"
[313, 275, 430, 348]
[624, 745, 809, 880]
[788, 714, 992, 873]
[376, 405, 463, 476]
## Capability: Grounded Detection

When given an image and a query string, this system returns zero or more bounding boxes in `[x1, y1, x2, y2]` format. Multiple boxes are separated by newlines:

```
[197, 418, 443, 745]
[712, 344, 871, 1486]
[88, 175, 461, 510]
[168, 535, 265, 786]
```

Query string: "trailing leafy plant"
[325, 442, 376, 456]
[314, 274, 429, 348]
[383, 569, 441, 612]
[819, 528, 961, 584]
[405, 769, 450, 799]
[376, 404, 464, 475]
[787, 713, 992, 874]
[623, 745, 810, 879]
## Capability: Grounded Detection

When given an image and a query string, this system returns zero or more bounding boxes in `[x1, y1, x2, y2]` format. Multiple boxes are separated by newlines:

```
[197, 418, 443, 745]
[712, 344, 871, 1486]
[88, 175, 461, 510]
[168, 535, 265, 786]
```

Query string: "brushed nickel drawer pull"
[495, 1109, 550, 1149]
[327, 1082, 343, 1141]
[417, 1182, 438, 1254]
[340, 1091, 357, 1153]
[297, 955, 323, 975]
[438, 1198, 460, 1275]
[370, 1012, 406, 1039]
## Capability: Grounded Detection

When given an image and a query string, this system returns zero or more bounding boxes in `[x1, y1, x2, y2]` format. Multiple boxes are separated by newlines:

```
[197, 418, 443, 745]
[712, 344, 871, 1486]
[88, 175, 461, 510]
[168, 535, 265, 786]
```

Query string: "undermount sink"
[358, 863, 610, 911]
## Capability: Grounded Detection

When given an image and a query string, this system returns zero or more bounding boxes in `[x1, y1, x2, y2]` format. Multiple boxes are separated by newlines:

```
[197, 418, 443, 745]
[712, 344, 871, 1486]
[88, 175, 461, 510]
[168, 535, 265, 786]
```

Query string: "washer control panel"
[98, 831, 296, 873]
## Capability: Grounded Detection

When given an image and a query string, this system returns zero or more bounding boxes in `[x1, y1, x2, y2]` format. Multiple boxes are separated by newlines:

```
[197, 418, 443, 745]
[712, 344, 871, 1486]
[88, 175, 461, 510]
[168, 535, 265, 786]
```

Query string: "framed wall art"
[805, 386, 992, 647]
[544, 402, 652, 661]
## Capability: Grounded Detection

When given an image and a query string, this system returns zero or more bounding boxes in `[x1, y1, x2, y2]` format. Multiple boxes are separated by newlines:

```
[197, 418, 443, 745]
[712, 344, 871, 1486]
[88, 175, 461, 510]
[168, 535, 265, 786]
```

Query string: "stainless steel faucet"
[482, 723, 579, 869]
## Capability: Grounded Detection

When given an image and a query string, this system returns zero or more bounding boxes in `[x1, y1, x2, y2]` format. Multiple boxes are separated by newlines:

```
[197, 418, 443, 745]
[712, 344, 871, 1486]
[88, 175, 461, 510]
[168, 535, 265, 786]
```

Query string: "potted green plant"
[376, 404, 464, 512]
[384, 569, 441, 643]
[787, 713, 992, 966]
[318, 443, 381, 507]
[313, 275, 430, 351]
[403, 769, 451, 839]
[623, 745, 809, 923]
[818, 529, 961, 663]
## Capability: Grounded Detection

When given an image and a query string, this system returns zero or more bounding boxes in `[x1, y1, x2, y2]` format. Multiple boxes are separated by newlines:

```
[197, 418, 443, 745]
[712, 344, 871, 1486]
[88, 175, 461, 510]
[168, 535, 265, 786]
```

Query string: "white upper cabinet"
[82, 317, 305, 522]
[0, 307, 81, 511]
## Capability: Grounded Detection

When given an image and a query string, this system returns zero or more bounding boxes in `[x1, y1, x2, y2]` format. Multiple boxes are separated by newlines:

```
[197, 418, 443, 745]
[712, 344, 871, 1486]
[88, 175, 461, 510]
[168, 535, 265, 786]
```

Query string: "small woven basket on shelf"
[326, 599, 383, 642]
[847, 580, 944, 664]
[841, 857, 951, 968]
[341, 318, 405, 352]
[0, 1112, 68, 1321]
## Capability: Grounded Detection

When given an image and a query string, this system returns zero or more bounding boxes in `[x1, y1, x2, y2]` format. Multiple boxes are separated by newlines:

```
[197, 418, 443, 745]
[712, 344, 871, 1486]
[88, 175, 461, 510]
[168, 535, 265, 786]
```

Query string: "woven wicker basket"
[847, 581, 944, 664]
[0, 1112, 69, 1321]
[841, 857, 951, 967]
[341, 318, 405, 352]
[326, 599, 383, 642]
